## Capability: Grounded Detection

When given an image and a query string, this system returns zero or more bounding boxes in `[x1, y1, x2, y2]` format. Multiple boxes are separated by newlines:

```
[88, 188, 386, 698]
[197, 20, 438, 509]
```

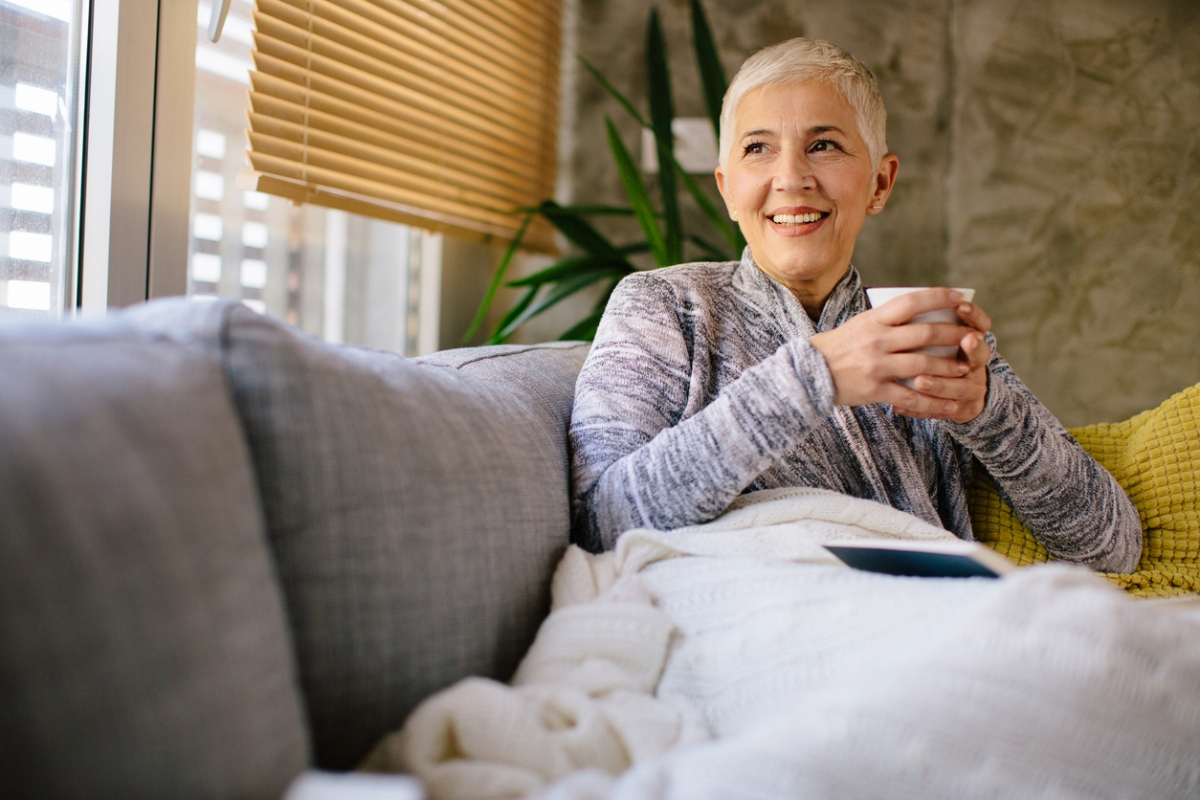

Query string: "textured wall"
[562, 0, 1200, 425]
[947, 0, 1200, 425]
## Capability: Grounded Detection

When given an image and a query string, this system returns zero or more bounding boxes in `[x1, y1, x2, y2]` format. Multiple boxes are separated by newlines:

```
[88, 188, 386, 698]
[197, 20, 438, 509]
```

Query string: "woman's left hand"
[893, 302, 992, 423]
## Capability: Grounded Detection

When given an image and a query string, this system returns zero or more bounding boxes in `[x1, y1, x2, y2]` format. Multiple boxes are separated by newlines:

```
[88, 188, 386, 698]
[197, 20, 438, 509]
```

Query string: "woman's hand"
[809, 288, 993, 423]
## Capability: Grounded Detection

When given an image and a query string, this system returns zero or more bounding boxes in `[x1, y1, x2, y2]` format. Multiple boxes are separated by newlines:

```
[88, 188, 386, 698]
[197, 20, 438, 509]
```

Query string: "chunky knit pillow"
[969, 382, 1200, 597]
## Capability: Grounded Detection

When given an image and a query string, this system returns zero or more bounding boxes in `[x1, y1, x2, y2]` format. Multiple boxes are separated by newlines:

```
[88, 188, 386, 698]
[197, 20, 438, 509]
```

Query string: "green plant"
[465, 0, 746, 345]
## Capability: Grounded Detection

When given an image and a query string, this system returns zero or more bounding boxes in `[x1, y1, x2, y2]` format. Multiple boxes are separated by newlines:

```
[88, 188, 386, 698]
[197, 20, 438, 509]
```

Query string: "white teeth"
[771, 212, 824, 224]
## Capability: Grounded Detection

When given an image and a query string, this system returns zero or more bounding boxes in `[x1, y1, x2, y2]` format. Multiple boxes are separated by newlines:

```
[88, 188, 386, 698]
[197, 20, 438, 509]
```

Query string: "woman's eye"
[742, 142, 765, 155]
[810, 139, 841, 153]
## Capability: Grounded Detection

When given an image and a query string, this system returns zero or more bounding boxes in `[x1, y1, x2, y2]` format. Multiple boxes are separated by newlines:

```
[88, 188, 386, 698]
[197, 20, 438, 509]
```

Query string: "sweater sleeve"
[569, 273, 836, 551]
[946, 341, 1142, 573]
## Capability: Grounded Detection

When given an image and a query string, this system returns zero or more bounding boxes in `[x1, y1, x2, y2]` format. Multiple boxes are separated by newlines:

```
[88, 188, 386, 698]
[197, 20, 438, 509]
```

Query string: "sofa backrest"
[126, 299, 590, 769]
[0, 318, 309, 799]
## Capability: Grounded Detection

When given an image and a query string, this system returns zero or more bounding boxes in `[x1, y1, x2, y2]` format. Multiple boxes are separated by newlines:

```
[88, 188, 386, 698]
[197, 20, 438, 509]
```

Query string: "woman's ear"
[715, 166, 738, 221]
[868, 154, 899, 214]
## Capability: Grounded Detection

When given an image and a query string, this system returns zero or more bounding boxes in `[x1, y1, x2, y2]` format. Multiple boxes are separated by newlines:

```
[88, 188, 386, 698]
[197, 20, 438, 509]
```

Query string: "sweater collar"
[733, 247, 866, 336]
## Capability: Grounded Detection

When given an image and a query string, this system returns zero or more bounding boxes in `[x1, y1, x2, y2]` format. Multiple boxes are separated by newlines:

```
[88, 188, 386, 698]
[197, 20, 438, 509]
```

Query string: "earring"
[730, 210, 738, 220]
[871, 205, 882, 210]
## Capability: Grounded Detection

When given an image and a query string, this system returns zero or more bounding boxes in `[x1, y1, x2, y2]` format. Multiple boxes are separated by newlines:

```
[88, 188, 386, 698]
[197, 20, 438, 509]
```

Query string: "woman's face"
[716, 80, 898, 314]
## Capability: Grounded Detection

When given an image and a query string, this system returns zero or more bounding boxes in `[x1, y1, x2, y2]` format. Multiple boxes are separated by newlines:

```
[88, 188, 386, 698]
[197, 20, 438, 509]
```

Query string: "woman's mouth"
[769, 212, 828, 225]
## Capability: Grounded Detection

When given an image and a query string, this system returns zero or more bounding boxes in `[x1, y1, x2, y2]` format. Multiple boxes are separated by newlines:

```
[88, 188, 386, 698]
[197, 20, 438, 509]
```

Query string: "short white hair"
[718, 38, 888, 170]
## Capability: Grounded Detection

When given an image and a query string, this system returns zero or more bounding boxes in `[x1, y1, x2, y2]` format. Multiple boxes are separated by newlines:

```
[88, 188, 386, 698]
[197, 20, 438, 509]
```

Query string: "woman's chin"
[751, 239, 850, 286]
[755, 255, 850, 294]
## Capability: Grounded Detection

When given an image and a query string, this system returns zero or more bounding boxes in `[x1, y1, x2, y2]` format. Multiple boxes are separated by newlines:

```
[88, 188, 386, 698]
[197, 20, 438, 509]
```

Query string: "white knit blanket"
[364, 488, 1200, 800]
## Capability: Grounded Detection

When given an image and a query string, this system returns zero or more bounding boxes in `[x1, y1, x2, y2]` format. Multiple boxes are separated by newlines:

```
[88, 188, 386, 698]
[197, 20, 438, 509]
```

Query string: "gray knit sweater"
[569, 253, 1142, 572]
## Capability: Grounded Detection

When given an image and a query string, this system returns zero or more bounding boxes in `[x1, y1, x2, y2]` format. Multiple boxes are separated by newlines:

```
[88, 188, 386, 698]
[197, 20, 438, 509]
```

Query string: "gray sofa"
[0, 298, 590, 798]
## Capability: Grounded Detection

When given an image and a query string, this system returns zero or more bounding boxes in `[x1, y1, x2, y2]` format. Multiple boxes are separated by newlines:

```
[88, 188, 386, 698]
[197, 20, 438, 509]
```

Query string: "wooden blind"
[241, 0, 562, 252]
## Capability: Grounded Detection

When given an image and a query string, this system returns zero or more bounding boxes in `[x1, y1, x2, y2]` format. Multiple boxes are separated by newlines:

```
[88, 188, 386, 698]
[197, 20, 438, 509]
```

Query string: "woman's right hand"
[809, 288, 988, 420]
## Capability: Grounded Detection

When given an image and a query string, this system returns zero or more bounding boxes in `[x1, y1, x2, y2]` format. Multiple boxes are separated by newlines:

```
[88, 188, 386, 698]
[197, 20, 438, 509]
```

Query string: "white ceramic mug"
[864, 287, 976, 389]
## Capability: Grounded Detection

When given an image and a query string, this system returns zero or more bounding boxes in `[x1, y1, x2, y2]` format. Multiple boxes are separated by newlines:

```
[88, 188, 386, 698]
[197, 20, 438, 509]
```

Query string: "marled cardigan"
[569, 253, 1142, 572]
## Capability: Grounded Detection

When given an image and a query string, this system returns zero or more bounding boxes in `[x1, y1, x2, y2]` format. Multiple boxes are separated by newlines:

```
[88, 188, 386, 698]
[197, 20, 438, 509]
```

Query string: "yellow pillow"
[969, 382, 1200, 597]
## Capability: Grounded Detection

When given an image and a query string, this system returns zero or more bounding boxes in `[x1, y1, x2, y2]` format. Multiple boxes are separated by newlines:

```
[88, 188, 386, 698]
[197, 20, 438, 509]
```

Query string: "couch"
[0, 298, 589, 798]
[3, 297, 1197, 799]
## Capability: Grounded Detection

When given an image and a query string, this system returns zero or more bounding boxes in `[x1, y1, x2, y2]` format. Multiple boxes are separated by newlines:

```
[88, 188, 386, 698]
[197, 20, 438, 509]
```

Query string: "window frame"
[74, 0, 459, 357]
[78, 0, 196, 312]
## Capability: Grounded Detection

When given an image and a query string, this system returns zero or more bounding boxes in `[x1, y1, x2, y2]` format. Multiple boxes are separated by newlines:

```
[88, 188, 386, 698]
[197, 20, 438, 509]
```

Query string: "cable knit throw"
[364, 489, 1200, 800]
[569, 253, 1142, 573]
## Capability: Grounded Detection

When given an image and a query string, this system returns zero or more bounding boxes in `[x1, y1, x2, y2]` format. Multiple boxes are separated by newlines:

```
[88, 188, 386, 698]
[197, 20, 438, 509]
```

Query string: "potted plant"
[466, 0, 746, 344]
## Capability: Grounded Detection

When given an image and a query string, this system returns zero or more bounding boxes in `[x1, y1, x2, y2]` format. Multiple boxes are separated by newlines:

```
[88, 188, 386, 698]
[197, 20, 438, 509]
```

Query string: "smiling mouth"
[770, 212, 829, 225]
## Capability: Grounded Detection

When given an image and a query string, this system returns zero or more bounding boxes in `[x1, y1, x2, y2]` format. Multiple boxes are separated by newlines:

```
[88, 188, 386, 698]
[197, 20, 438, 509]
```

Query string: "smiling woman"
[567, 37, 1143, 576]
[715, 80, 897, 317]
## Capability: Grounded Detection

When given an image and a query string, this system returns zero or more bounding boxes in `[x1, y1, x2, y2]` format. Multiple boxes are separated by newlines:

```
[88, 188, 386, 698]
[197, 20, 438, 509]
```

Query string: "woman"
[569, 37, 1142, 572]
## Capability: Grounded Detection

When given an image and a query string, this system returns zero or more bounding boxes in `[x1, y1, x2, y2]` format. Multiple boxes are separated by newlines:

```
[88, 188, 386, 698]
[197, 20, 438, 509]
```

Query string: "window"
[0, 0, 84, 319]
[1, 0, 560, 353]
[190, 0, 438, 355]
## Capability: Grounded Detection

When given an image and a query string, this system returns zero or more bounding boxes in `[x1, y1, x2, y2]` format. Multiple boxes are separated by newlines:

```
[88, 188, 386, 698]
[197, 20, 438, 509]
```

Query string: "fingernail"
[949, 291, 964, 303]
[958, 303, 971, 313]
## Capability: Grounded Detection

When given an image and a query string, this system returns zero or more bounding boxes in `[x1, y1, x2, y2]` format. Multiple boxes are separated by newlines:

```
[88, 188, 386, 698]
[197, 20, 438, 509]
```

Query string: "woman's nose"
[773, 153, 816, 192]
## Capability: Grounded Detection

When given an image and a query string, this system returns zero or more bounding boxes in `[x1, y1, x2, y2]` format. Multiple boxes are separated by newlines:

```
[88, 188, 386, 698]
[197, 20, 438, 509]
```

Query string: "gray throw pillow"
[0, 320, 309, 799]
[127, 299, 588, 769]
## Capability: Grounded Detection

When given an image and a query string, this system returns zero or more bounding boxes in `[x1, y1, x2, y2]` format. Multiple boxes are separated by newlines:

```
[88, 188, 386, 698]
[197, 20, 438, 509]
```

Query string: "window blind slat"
[260, 0, 540, 107]
[247, 113, 535, 206]
[246, 75, 543, 189]
[371, 0, 546, 76]
[440, 0, 554, 55]
[454, 0, 559, 27]
[248, 149, 528, 231]
[252, 15, 548, 142]
[251, 51, 540, 164]
[275, 0, 546, 89]
[245, 0, 562, 251]
[243, 172, 559, 252]
[252, 33, 541, 149]
[247, 131, 526, 215]
[246, 97, 541, 197]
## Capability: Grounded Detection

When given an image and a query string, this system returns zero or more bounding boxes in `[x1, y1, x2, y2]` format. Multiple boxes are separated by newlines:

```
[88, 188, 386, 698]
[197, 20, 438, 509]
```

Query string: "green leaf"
[675, 164, 745, 251]
[463, 212, 532, 343]
[537, 200, 628, 260]
[558, 306, 605, 341]
[606, 117, 669, 267]
[578, 56, 649, 128]
[552, 204, 645, 217]
[690, 0, 726, 140]
[560, 276, 621, 340]
[646, 8, 682, 266]
[527, 269, 617, 320]
[486, 284, 539, 345]
[591, 274, 620, 312]
[493, 268, 616, 342]
[688, 233, 732, 261]
[507, 253, 633, 287]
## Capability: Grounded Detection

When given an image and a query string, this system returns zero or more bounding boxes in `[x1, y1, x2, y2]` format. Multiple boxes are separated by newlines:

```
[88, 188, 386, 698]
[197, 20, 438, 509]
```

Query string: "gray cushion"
[127, 299, 589, 769]
[0, 319, 309, 799]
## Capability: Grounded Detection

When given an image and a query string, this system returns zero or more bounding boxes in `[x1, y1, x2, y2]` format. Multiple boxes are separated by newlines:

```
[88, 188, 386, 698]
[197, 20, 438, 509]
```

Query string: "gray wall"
[947, 0, 1200, 425]
[557, 0, 1200, 426]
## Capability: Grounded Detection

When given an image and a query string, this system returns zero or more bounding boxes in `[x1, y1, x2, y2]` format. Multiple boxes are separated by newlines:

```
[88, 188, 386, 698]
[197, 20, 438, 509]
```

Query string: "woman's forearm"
[947, 354, 1142, 572]
[570, 293, 835, 551]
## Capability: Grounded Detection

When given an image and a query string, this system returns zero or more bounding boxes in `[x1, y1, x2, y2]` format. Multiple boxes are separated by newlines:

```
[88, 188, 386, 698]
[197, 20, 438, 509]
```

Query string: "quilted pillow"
[969, 382, 1200, 597]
